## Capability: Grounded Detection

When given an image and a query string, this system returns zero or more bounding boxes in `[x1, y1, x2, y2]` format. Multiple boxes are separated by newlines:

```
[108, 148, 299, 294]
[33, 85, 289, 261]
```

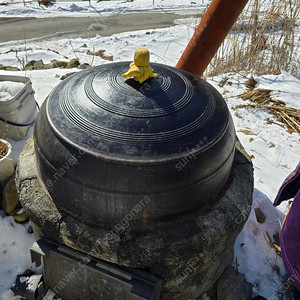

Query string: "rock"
[67, 58, 80, 69]
[60, 72, 77, 80]
[219, 77, 228, 87]
[217, 266, 253, 300]
[245, 76, 257, 89]
[24, 60, 35, 68]
[27, 225, 33, 234]
[13, 212, 28, 223]
[23, 65, 34, 71]
[0, 64, 20, 71]
[33, 59, 44, 70]
[2, 176, 19, 215]
[24, 60, 43, 70]
[4, 66, 21, 71]
[43, 63, 54, 69]
[16, 137, 253, 300]
[52, 60, 68, 68]
[78, 63, 91, 70]
[30, 221, 42, 240]
[254, 207, 266, 224]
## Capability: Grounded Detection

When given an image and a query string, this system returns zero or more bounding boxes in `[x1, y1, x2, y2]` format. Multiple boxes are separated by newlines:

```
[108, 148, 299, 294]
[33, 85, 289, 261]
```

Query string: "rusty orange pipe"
[176, 0, 249, 76]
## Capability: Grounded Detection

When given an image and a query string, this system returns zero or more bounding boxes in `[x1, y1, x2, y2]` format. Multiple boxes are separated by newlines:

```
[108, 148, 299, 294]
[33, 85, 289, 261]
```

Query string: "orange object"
[282, 213, 288, 227]
[176, 0, 249, 77]
[41, 0, 51, 6]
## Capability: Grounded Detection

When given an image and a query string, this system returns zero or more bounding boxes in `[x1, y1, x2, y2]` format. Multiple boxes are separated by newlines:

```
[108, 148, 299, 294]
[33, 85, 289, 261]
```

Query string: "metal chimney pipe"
[176, 0, 249, 77]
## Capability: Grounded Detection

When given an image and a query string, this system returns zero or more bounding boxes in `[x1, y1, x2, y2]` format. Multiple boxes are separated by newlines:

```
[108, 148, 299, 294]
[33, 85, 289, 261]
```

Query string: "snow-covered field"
[0, 0, 209, 18]
[0, 1, 300, 300]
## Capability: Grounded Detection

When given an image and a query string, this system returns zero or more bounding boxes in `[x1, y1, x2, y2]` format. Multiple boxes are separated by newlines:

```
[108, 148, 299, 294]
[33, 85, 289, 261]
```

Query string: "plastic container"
[0, 139, 14, 188]
[0, 75, 38, 141]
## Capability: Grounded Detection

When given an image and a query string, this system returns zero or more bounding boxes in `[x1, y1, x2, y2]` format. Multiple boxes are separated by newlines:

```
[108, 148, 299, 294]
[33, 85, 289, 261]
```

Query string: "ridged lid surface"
[46, 62, 229, 162]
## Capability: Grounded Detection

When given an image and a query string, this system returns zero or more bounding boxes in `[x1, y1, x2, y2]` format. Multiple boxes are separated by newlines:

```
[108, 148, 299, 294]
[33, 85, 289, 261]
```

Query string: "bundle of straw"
[237, 88, 300, 134]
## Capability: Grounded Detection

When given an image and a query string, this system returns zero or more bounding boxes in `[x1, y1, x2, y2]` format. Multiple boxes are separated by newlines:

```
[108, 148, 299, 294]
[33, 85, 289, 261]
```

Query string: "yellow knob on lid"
[122, 48, 158, 83]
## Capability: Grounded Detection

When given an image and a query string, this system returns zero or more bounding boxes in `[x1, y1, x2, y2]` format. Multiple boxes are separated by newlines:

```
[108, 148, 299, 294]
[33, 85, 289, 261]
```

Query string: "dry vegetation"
[0, 140, 8, 159]
[236, 88, 300, 134]
[204, 0, 300, 135]
[87, 49, 114, 61]
[205, 0, 300, 77]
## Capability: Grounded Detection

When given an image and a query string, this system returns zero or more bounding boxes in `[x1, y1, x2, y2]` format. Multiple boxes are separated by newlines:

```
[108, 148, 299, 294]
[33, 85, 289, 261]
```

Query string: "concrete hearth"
[16, 137, 253, 300]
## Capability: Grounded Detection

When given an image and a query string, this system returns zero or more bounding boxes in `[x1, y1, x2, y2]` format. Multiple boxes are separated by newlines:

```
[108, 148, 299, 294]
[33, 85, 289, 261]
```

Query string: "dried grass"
[265, 231, 282, 256]
[236, 88, 300, 134]
[0, 140, 8, 159]
[205, 0, 300, 77]
[87, 49, 113, 61]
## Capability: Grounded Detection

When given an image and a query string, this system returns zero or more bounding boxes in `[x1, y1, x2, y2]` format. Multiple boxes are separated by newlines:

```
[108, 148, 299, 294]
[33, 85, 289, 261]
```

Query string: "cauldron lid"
[46, 62, 229, 162]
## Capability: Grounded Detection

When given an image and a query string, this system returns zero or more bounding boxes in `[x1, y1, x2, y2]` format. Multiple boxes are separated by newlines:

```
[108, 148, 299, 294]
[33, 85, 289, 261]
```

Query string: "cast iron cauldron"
[34, 62, 236, 228]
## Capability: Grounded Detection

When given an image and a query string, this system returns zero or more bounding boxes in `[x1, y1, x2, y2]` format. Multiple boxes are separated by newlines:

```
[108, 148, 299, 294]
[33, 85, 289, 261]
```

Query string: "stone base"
[16, 137, 253, 300]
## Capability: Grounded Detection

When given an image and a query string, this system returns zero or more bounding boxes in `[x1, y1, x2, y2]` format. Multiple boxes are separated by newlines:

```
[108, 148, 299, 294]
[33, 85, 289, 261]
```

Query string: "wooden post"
[176, 0, 249, 77]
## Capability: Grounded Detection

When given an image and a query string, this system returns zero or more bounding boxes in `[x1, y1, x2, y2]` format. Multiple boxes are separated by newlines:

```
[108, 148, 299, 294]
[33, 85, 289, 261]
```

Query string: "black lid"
[46, 62, 229, 162]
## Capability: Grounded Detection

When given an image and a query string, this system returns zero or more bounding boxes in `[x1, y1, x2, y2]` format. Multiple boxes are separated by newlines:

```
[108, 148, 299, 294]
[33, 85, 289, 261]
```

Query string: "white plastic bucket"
[0, 139, 14, 188]
[0, 75, 38, 141]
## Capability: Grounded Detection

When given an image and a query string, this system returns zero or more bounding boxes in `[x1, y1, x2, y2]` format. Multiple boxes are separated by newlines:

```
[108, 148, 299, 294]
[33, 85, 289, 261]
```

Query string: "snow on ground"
[0, 11, 204, 70]
[234, 189, 286, 299]
[208, 70, 300, 299]
[208, 73, 300, 203]
[0, 0, 209, 18]
[0, 50, 67, 71]
[0, 3, 300, 300]
[0, 25, 196, 71]
[0, 211, 41, 300]
[257, 72, 300, 110]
